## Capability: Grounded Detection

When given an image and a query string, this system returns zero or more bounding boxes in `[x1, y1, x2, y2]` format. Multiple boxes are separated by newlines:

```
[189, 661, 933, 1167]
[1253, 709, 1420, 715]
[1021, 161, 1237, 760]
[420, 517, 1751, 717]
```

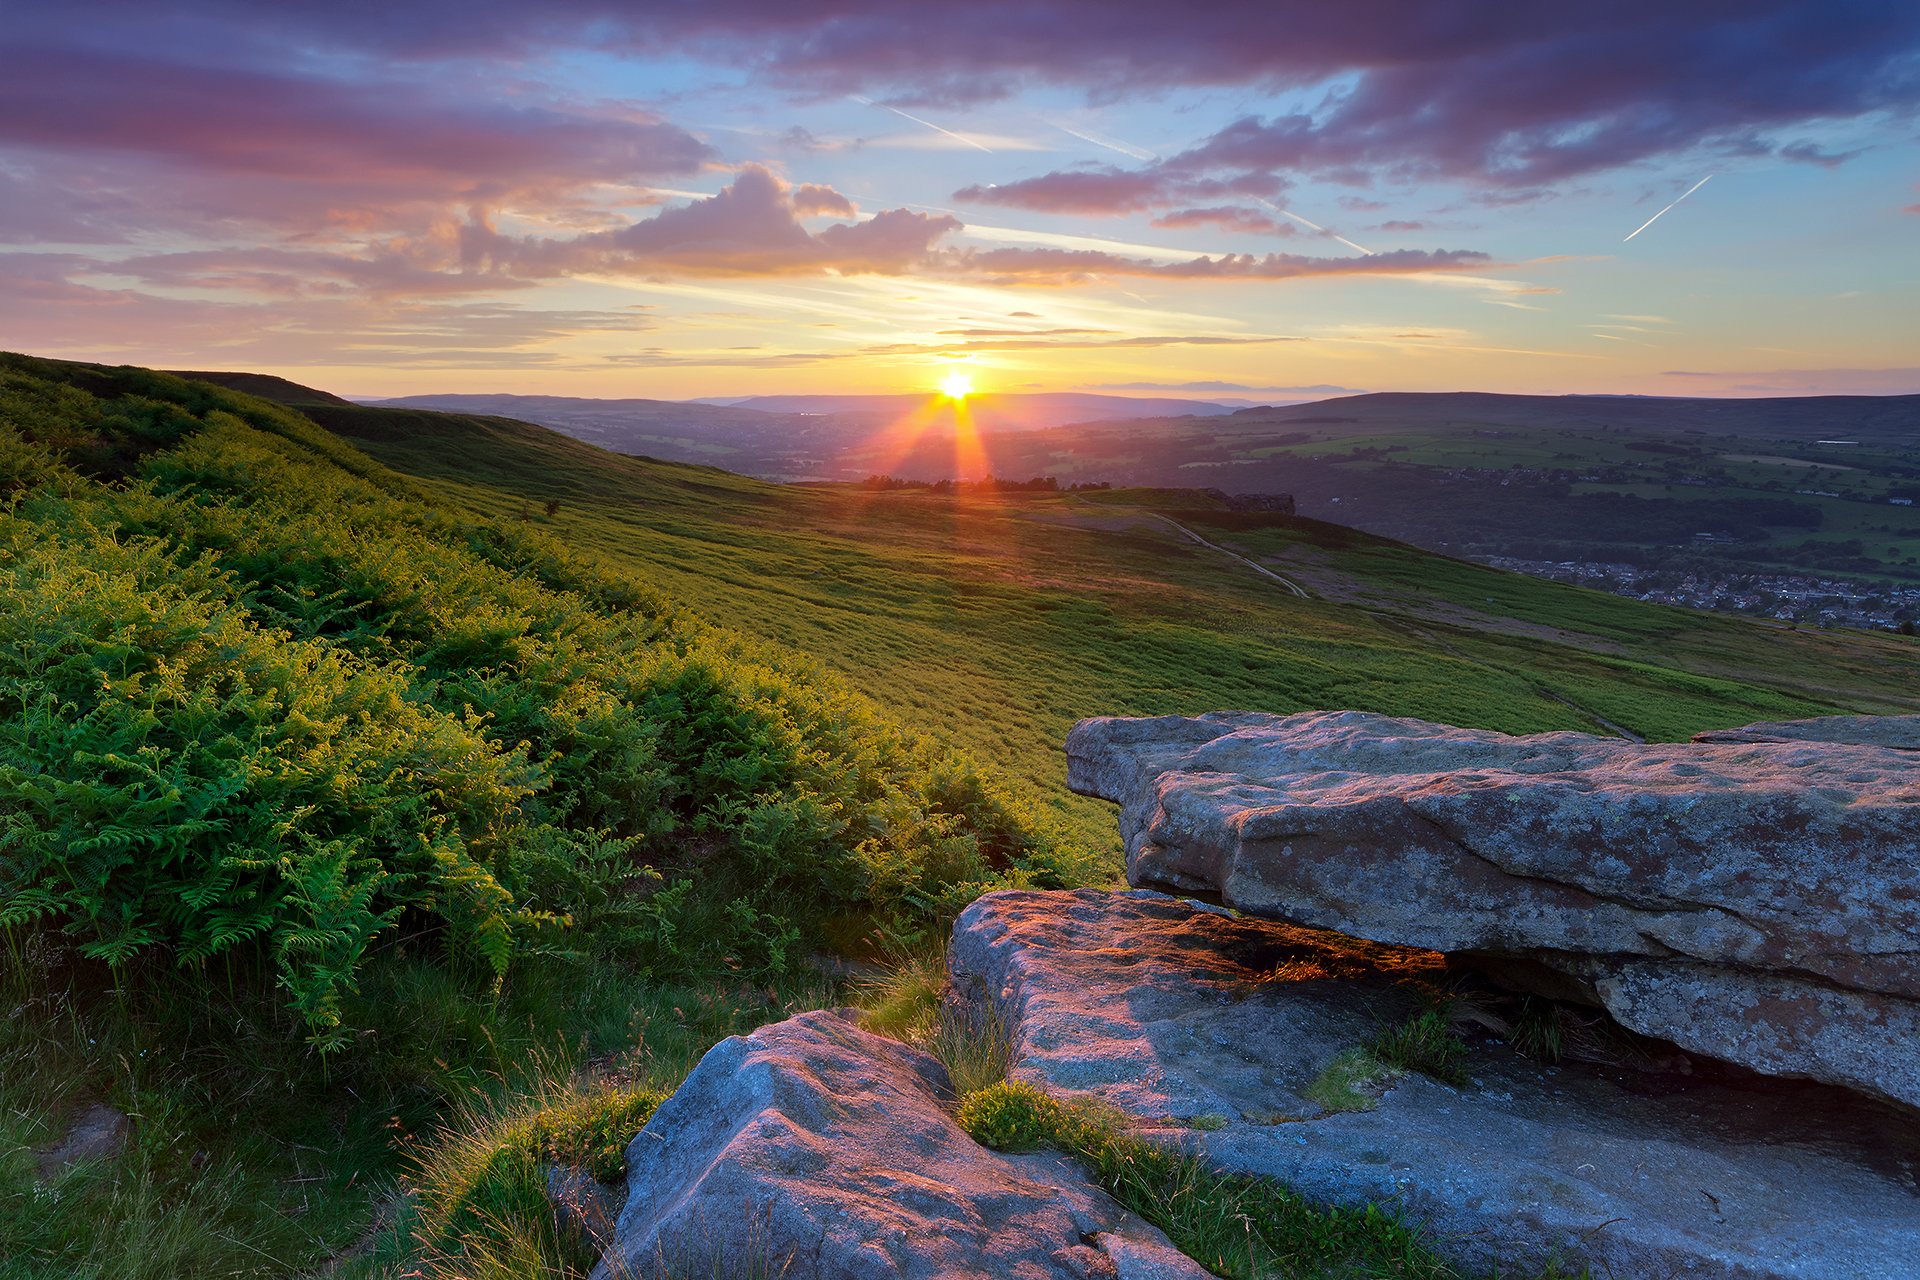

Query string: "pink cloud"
[953, 169, 1168, 215]
[1151, 207, 1296, 236]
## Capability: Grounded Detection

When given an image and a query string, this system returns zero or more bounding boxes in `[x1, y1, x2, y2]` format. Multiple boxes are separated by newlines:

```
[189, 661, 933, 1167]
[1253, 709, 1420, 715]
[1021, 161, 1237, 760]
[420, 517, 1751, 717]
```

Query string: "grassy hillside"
[302, 399, 1920, 855]
[0, 354, 1078, 1278]
[837, 392, 1920, 588]
[5, 357, 1915, 1278]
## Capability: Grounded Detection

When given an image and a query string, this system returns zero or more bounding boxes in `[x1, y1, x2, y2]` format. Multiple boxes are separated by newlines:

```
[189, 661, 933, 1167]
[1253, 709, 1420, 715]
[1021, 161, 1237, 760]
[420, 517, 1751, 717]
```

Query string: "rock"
[35, 1102, 129, 1180]
[1691, 714, 1920, 750]
[1065, 709, 1920, 1108]
[950, 888, 1920, 1280]
[545, 1164, 623, 1257]
[591, 1008, 1211, 1280]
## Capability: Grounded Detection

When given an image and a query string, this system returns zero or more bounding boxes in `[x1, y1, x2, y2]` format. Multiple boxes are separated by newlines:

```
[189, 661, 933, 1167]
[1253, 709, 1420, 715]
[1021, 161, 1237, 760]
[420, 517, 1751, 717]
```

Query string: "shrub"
[955, 1080, 1063, 1151]
[0, 353, 1072, 1047]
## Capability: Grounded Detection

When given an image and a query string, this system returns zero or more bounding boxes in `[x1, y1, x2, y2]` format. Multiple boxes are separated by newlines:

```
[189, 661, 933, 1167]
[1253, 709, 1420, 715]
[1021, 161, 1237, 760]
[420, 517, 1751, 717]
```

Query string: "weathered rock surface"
[950, 888, 1920, 1280]
[1065, 709, 1920, 1108]
[591, 1008, 1210, 1280]
[35, 1102, 129, 1180]
[1691, 715, 1920, 750]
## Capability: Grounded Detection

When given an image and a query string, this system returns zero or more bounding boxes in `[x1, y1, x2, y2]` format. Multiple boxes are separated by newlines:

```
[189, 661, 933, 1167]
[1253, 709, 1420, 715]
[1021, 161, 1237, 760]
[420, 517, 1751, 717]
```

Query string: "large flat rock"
[950, 889, 1920, 1280]
[1064, 709, 1920, 1108]
[591, 1008, 1210, 1280]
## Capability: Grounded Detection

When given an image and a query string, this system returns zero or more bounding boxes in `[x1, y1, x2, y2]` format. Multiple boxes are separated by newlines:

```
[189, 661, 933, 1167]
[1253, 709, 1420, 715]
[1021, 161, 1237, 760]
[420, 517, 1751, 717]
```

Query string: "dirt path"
[1150, 515, 1311, 598]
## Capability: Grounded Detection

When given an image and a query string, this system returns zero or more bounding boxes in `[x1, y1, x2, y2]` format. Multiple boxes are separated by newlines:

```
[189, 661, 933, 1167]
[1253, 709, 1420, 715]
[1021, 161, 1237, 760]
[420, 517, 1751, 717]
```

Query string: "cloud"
[791, 184, 858, 217]
[0, 47, 715, 248]
[466, 166, 958, 278]
[936, 327, 1113, 336]
[953, 169, 1167, 215]
[182, 165, 1485, 288]
[946, 245, 1492, 285]
[1150, 207, 1296, 236]
[0, 253, 652, 369]
[595, 331, 1299, 368]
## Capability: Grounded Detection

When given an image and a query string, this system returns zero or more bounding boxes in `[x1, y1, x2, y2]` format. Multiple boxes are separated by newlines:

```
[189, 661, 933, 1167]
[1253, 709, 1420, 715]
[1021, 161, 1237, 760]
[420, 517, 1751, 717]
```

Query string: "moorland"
[4, 353, 1917, 1278]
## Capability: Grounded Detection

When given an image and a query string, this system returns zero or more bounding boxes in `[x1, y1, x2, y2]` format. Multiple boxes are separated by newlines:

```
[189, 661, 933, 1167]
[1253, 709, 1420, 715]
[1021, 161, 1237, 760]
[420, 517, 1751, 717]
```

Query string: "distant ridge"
[1218, 390, 1920, 444]
[720, 392, 1240, 426]
[168, 370, 356, 408]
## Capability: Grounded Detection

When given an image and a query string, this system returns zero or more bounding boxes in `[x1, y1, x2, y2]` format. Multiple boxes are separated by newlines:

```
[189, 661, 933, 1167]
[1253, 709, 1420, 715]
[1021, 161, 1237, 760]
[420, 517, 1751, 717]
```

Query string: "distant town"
[1485, 558, 1920, 633]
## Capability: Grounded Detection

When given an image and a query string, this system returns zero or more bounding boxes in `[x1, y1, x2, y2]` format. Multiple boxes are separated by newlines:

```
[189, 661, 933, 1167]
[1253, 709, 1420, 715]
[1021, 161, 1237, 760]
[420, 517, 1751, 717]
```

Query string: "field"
[309, 401, 1920, 852]
[833, 392, 1920, 588]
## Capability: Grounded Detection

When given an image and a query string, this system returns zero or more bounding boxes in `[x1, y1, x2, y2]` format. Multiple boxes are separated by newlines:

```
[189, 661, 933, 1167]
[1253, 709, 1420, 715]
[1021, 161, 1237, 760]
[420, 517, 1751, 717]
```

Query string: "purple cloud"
[0, 46, 711, 234]
[1151, 207, 1297, 237]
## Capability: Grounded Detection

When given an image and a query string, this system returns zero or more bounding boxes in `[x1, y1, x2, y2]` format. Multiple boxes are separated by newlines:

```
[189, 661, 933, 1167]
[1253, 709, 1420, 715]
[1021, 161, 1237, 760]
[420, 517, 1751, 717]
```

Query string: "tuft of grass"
[852, 950, 946, 1043]
[1370, 1009, 1471, 1088]
[406, 1064, 670, 1279]
[929, 998, 1017, 1098]
[1302, 1047, 1400, 1114]
[1507, 999, 1565, 1064]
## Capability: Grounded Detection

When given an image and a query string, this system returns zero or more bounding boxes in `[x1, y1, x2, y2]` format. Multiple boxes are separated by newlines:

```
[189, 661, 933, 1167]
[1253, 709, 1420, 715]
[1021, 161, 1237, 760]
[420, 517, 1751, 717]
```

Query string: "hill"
[164, 369, 358, 407]
[304, 396, 1920, 848]
[6, 354, 1918, 1278]
[715, 391, 1240, 424]
[368, 390, 1244, 481]
[838, 390, 1920, 615]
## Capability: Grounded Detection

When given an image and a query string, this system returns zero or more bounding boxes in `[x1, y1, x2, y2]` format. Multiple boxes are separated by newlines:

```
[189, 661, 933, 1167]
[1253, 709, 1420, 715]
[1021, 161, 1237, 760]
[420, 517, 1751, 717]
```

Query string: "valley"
[368, 388, 1920, 630]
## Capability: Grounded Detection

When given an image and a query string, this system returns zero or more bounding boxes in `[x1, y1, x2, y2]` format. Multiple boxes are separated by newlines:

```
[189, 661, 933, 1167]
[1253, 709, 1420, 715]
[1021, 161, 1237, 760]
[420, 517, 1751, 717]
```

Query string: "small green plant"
[1188, 1112, 1229, 1132]
[1302, 1047, 1399, 1113]
[954, 1080, 1064, 1151]
[1370, 1008, 1471, 1087]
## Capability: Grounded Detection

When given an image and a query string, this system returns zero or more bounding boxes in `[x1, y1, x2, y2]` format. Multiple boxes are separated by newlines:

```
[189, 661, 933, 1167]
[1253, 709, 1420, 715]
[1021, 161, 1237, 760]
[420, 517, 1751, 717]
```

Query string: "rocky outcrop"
[591, 1008, 1210, 1280]
[1065, 709, 1920, 1108]
[950, 888, 1920, 1280]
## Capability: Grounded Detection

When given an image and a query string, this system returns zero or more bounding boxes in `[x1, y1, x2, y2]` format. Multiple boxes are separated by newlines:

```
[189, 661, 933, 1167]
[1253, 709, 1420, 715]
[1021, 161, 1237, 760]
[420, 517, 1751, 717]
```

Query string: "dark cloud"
[30, 2, 1909, 186]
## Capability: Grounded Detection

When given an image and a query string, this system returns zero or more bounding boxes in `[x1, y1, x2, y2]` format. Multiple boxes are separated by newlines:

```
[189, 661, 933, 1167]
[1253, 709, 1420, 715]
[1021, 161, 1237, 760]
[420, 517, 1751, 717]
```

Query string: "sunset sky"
[5, 3, 1918, 401]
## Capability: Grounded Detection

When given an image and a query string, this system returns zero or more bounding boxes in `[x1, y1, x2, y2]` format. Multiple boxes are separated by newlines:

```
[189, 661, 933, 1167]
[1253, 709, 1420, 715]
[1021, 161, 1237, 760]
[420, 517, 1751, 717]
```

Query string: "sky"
[3, 2, 1918, 401]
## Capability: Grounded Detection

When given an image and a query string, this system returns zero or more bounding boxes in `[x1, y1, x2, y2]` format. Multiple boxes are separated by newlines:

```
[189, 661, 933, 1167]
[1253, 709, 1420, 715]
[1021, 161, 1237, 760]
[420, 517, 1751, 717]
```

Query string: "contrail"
[850, 94, 995, 153]
[1255, 198, 1373, 254]
[1041, 117, 1158, 161]
[1624, 175, 1713, 242]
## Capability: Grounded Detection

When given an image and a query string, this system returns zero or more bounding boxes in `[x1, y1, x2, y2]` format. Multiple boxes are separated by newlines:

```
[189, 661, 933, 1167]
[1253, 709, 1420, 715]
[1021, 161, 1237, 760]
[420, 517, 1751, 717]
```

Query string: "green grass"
[1370, 1010, 1472, 1088]
[957, 1080, 1581, 1279]
[1301, 1048, 1399, 1114]
[313, 404, 1920, 859]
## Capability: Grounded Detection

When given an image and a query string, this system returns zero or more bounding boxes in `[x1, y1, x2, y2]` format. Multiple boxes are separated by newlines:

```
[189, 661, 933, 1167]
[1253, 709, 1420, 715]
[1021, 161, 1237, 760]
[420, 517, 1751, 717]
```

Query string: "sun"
[939, 370, 973, 400]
